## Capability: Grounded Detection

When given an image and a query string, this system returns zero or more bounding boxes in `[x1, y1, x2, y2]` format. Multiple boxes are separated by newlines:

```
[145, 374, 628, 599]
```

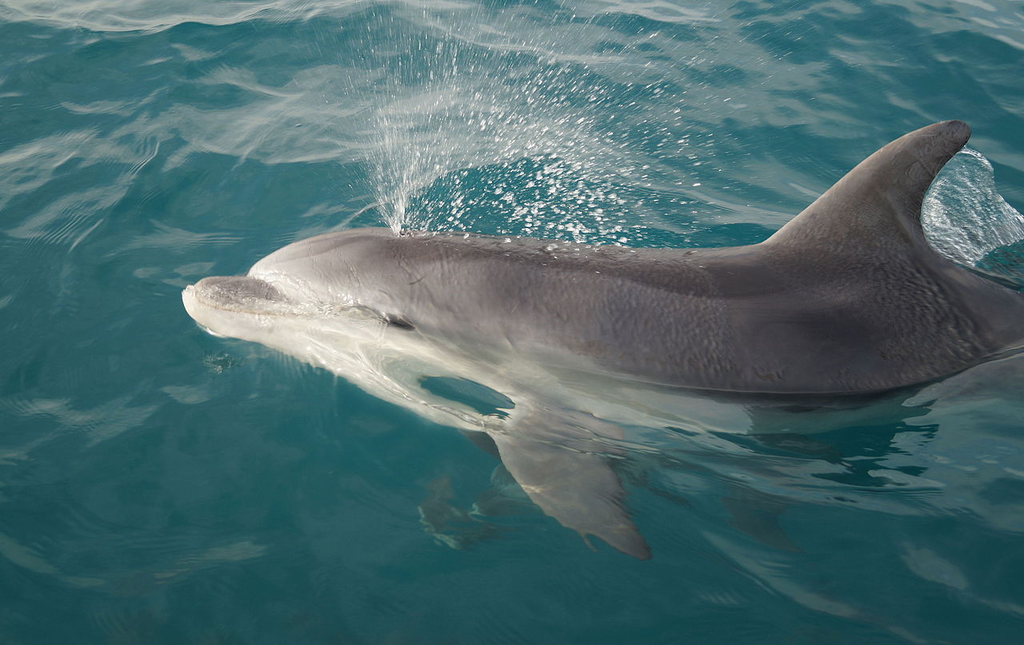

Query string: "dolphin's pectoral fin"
[765, 120, 971, 253]
[489, 431, 651, 560]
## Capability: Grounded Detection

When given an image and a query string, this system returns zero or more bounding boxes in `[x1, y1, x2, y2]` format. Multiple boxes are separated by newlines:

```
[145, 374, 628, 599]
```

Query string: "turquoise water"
[3, 0, 1024, 642]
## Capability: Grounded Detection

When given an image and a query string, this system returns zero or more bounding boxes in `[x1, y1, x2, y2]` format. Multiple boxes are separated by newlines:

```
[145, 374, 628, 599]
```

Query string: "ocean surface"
[3, 0, 1024, 642]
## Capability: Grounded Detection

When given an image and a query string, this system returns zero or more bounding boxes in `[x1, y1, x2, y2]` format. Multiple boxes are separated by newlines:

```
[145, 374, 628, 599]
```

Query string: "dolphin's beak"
[189, 276, 286, 311]
[182, 275, 295, 337]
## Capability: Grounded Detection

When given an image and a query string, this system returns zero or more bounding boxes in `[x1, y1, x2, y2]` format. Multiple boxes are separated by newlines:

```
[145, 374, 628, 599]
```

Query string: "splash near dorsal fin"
[763, 121, 970, 253]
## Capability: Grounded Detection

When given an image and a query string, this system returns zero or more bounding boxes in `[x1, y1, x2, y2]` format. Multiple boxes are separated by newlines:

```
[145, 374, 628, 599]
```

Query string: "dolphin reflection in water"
[183, 121, 1024, 558]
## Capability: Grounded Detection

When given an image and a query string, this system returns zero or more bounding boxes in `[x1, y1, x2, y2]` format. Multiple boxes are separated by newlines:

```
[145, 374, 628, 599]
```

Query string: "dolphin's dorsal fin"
[763, 121, 970, 253]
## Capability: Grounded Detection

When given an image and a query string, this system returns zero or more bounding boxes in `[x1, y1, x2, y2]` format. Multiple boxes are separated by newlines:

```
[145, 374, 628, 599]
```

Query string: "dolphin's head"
[182, 228, 417, 342]
[182, 227, 475, 421]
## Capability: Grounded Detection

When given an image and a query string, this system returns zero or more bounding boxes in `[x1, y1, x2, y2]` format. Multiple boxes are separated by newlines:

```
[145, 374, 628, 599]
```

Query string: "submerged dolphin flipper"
[490, 425, 651, 560]
[456, 413, 649, 559]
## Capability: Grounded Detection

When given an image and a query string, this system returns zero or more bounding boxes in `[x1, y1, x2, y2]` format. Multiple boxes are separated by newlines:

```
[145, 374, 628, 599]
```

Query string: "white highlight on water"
[923, 147, 1024, 266]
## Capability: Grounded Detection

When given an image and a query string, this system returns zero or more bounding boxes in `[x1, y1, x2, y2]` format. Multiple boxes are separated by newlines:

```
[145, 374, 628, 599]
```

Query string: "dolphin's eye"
[383, 313, 415, 331]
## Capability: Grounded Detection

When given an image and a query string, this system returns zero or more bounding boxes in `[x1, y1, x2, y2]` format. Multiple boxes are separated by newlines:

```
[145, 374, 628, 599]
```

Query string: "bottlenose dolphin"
[182, 120, 1024, 558]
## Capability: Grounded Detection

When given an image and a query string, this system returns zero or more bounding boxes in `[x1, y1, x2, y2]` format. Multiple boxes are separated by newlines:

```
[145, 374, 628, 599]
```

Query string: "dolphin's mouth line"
[186, 282, 412, 331]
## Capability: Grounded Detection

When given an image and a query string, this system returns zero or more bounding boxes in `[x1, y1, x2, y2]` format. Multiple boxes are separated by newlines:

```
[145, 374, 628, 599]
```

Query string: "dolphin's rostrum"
[182, 121, 1024, 558]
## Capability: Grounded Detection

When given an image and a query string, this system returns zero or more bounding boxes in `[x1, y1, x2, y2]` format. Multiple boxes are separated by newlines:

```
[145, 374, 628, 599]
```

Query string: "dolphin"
[181, 120, 1024, 558]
